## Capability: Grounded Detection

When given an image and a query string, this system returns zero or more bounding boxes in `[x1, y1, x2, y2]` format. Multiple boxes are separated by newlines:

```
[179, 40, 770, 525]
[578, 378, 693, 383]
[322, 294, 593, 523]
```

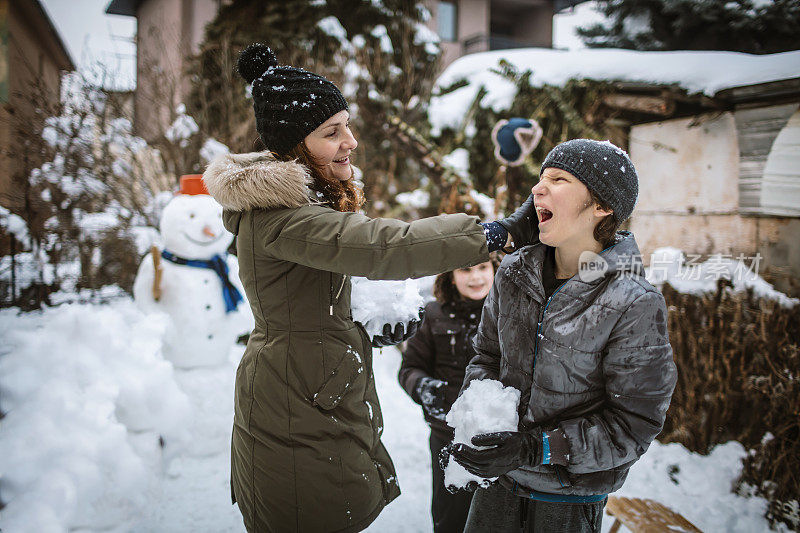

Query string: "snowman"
[133, 175, 253, 369]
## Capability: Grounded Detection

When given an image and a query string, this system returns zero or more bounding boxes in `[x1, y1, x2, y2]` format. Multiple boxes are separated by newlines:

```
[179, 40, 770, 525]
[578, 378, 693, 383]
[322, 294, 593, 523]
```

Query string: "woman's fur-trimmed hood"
[203, 151, 312, 211]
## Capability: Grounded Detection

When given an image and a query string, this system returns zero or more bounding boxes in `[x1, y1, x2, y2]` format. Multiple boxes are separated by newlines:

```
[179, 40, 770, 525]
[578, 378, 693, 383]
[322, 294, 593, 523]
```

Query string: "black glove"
[439, 442, 481, 494]
[415, 376, 447, 420]
[450, 429, 542, 478]
[447, 480, 481, 494]
[496, 193, 537, 249]
[371, 311, 423, 347]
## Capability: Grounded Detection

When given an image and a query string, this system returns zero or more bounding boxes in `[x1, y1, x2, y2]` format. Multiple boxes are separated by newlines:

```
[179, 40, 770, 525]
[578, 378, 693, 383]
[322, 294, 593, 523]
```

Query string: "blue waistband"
[512, 481, 607, 504]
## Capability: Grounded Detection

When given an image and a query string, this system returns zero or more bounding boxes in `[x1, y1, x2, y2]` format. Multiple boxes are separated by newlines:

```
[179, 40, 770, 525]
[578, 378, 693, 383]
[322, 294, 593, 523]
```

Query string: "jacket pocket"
[313, 345, 363, 410]
[552, 464, 573, 488]
[431, 323, 464, 362]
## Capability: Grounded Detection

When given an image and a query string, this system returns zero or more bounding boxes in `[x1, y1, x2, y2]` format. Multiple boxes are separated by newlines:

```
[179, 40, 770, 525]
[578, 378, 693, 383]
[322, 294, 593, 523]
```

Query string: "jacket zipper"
[530, 281, 569, 422]
[531, 282, 571, 488]
[330, 274, 347, 315]
[531, 243, 616, 368]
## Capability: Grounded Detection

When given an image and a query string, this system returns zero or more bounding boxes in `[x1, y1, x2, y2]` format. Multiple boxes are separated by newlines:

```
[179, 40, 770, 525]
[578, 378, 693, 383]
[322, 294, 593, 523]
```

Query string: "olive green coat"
[203, 152, 489, 533]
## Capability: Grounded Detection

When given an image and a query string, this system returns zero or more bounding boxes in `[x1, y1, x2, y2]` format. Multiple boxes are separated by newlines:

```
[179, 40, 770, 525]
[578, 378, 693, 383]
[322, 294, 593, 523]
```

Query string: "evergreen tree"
[187, 0, 442, 215]
[578, 0, 800, 54]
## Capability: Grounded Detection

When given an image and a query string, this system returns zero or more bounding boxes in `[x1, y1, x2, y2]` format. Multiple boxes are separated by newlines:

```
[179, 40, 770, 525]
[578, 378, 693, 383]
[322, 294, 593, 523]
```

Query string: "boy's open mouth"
[537, 207, 553, 224]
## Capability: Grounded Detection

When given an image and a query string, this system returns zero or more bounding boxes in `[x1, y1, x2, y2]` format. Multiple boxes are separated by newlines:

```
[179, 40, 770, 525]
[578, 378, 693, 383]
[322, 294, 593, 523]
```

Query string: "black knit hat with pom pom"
[237, 43, 348, 155]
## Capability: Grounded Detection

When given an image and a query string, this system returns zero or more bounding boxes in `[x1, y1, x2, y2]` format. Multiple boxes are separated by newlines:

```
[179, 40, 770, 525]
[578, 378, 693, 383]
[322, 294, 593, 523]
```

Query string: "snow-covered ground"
[0, 295, 786, 532]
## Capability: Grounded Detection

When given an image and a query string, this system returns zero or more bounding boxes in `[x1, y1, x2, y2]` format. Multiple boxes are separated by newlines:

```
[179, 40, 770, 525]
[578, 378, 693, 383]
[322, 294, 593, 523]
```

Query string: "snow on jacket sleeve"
[460, 274, 502, 392]
[260, 205, 490, 280]
[398, 305, 437, 404]
[558, 290, 678, 474]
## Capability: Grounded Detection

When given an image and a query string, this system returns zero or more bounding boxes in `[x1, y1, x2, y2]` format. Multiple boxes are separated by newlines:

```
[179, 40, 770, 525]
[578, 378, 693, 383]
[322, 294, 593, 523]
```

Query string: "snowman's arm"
[151, 246, 163, 301]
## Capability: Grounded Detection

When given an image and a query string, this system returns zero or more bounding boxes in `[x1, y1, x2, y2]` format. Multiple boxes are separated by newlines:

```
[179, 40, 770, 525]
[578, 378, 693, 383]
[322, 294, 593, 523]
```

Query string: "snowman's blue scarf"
[161, 250, 244, 313]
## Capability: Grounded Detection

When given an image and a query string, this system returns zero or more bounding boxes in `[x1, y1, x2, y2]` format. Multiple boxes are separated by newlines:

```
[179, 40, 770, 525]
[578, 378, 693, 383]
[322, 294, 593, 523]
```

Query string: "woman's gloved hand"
[415, 376, 447, 420]
[496, 193, 537, 249]
[371, 310, 424, 347]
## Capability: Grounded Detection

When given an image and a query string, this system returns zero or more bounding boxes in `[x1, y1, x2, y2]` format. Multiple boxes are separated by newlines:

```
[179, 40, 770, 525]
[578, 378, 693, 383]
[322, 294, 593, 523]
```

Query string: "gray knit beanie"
[237, 43, 348, 156]
[540, 139, 638, 223]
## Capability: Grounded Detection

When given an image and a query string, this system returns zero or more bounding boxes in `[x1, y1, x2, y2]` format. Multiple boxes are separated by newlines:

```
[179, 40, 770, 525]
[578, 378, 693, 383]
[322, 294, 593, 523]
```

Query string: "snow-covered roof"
[429, 48, 800, 132]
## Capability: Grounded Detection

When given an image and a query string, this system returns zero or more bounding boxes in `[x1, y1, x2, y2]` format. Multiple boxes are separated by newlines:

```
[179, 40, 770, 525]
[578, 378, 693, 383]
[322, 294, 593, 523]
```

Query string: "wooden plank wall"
[734, 103, 798, 214]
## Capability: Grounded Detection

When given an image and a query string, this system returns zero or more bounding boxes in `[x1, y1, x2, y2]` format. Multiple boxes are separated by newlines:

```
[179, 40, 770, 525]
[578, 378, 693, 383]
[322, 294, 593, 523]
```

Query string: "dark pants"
[430, 432, 473, 533]
[464, 483, 606, 533]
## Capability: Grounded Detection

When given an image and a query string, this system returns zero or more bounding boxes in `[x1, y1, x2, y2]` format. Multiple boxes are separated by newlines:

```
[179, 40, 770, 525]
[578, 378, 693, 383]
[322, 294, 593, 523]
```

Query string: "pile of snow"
[443, 379, 520, 489]
[350, 277, 424, 338]
[0, 251, 56, 294]
[0, 299, 192, 531]
[616, 440, 789, 533]
[77, 210, 122, 238]
[429, 48, 800, 133]
[0, 296, 787, 532]
[371, 25, 393, 54]
[646, 247, 799, 308]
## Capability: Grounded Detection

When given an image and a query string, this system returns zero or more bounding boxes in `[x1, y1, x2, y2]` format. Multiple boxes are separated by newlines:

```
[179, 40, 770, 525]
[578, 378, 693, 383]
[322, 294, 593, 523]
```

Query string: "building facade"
[628, 80, 800, 295]
[108, 0, 564, 141]
[425, 0, 556, 69]
[0, 0, 74, 215]
[106, 0, 225, 142]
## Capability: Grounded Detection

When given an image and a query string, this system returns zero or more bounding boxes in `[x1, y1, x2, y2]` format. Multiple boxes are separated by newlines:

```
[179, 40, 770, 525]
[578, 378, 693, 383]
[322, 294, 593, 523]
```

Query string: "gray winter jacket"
[463, 232, 677, 498]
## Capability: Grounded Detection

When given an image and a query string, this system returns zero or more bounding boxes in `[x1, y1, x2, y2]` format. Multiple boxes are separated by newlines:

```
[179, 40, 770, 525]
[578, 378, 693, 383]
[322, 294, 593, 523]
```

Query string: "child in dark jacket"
[399, 256, 500, 533]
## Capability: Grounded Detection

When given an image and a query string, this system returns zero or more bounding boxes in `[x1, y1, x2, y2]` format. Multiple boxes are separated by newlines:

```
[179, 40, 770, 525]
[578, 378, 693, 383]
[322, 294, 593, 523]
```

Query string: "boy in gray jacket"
[451, 139, 678, 533]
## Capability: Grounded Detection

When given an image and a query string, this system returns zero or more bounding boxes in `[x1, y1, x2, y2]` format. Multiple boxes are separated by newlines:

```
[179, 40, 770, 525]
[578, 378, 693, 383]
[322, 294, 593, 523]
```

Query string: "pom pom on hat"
[238, 42, 348, 155]
[237, 43, 278, 85]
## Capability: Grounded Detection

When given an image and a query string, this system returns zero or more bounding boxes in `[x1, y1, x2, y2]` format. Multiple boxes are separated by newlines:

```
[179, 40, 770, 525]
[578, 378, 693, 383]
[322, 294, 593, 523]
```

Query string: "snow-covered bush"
[2, 68, 231, 309]
[657, 280, 800, 530]
[19, 73, 159, 300]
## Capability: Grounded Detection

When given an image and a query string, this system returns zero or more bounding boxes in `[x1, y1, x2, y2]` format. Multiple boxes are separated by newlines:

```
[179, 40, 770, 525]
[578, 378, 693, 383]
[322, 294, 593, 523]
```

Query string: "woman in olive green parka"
[201, 44, 536, 533]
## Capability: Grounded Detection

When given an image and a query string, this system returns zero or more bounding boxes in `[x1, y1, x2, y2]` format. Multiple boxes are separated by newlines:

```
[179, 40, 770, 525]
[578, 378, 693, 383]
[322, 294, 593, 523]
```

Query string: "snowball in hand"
[350, 277, 424, 338]
[444, 379, 521, 489]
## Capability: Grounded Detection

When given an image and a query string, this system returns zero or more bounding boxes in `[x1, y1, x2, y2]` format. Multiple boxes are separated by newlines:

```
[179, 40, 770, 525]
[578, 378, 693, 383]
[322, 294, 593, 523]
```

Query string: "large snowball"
[444, 379, 520, 489]
[350, 277, 424, 338]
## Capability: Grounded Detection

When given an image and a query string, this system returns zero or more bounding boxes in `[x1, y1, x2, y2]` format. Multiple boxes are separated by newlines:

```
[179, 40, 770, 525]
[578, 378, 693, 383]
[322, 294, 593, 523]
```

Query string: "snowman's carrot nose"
[202, 226, 216, 238]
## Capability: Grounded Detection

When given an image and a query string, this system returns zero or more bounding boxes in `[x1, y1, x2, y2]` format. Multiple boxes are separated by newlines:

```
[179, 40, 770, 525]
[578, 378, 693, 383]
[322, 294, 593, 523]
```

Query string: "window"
[437, 1, 457, 42]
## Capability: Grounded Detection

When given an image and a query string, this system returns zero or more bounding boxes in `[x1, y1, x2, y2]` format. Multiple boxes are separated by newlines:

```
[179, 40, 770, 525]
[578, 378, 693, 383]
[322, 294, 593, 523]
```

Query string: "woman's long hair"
[275, 142, 365, 213]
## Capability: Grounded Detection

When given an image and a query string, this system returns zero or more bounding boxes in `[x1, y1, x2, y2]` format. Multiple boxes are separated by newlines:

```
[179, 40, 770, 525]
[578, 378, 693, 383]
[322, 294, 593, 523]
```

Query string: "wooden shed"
[617, 77, 800, 295]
